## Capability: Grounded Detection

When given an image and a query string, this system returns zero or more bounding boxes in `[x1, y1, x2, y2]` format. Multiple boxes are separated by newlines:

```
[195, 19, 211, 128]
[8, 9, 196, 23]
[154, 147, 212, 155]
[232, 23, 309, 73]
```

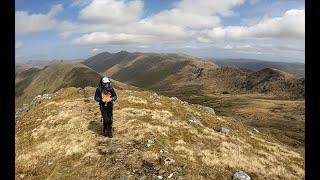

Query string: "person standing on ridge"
[94, 77, 117, 138]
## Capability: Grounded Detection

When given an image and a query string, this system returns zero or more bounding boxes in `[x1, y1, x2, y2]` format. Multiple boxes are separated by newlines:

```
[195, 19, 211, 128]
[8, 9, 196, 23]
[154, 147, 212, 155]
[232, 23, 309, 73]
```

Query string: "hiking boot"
[103, 128, 108, 137]
[108, 127, 113, 138]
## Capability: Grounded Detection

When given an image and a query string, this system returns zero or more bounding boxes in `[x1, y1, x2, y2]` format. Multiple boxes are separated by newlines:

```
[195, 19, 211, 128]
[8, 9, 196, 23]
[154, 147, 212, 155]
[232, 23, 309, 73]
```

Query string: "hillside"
[209, 58, 305, 77]
[15, 62, 101, 108]
[242, 68, 305, 99]
[15, 64, 41, 84]
[83, 51, 304, 99]
[152, 68, 305, 152]
[15, 87, 304, 179]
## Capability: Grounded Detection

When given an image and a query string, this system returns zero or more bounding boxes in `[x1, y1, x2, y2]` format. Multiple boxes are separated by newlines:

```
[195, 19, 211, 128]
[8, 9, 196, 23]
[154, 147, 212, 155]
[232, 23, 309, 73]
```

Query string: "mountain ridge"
[15, 62, 101, 108]
[83, 51, 304, 100]
[208, 58, 304, 77]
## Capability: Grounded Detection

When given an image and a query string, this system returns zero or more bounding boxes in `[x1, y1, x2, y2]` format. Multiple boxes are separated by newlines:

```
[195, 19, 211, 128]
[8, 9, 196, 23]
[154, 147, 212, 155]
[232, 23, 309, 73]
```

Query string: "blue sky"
[15, 0, 305, 63]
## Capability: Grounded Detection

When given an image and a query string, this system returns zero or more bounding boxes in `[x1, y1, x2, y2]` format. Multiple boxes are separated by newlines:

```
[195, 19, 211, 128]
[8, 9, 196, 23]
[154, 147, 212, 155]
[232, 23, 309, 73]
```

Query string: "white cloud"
[79, 0, 143, 24]
[223, 44, 233, 49]
[175, 0, 245, 17]
[92, 48, 99, 52]
[69, 0, 247, 46]
[15, 41, 23, 49]
[222, 43, 304, 54]
[15, 4, 63, 35]
[200, 9, 305, 41]
[15, 1, 304, 63]
[71, 20, 191, 46]
[72, 32, 156, 46]
[146, 9, 220, 29]
[145, 0, 245, 29]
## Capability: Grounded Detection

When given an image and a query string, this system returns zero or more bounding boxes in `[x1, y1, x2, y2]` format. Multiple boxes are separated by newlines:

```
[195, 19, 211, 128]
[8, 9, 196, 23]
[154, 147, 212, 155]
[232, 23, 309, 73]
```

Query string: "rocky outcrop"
[15, 89, 64, 123]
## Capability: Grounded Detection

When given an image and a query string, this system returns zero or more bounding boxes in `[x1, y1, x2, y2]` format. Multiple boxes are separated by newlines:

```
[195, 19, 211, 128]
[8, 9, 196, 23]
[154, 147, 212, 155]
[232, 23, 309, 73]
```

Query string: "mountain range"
[208, 58, 305, 77]
[83, 51, 304, 100]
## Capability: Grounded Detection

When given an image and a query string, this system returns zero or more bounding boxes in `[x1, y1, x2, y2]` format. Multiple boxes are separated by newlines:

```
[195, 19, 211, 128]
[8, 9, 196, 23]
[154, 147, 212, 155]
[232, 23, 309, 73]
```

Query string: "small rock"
[233, 171, 251, 180]
[164, 157, 175, 166]
[157, 176, 163, 179]
[119, 176, 126, 180]
[170, 97, 180, 101]
[168, 172, 175, 179]
[253, 128, 260, 133]
[148, 139, 155, 144]
[181, 101, 189, 105]
[204, 106, 215, 115]
[158, 169, 165, 175]
[219, 127, 230, 133]
[146, 139, 155, 147]
[188, 118, 203, 126]
[181, 164, 187, 169]
[108, 143, 119, 154]
[139, 175, 147, 180]
[126, 141, 134, 145]
[20, 174, 25, 179]
[47, 160, 53, 165]
[21, 104, 29, 112]
[160, 149, 169, 153]
[15, 115, 19, 121]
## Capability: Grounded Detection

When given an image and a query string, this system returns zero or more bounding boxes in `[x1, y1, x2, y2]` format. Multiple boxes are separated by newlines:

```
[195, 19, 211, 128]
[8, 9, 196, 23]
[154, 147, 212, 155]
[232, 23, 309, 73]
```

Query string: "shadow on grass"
[88, 120, 103, 135]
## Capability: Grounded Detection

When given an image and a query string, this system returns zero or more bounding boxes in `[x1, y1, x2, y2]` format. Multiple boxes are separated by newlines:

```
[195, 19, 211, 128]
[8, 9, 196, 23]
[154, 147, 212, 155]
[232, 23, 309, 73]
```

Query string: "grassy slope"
[15, 62, 102, 108]
[16, 87, 304, 180]
[178, 93, 304, 154]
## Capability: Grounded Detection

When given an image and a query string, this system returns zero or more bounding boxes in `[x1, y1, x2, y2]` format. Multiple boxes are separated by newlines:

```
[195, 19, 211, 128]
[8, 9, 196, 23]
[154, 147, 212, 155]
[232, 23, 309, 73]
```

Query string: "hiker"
[94, 77, 117, 137]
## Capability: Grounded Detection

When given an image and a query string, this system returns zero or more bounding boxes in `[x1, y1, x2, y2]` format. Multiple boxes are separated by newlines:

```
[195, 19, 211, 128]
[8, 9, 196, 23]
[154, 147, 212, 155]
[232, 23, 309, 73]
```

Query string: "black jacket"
[94, 78, 117, 107]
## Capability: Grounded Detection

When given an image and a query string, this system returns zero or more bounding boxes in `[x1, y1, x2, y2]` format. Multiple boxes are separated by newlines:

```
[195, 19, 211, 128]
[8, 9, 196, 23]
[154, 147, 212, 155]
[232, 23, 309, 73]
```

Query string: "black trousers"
[100, 104, 113, 130]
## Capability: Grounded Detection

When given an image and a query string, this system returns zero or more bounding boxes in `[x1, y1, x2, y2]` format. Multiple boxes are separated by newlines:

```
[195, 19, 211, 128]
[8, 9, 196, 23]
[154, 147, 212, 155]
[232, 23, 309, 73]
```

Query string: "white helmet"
[102, 77, 110, 83]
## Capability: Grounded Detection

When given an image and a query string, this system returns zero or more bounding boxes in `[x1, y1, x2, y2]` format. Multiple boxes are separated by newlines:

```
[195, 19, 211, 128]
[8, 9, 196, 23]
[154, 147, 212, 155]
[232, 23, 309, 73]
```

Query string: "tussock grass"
[16, 87, 304, 179]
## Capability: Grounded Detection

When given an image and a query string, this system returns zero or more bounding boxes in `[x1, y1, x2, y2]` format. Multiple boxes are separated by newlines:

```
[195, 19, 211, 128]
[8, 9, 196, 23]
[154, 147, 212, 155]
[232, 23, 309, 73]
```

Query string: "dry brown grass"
[16, 87, 304, 179]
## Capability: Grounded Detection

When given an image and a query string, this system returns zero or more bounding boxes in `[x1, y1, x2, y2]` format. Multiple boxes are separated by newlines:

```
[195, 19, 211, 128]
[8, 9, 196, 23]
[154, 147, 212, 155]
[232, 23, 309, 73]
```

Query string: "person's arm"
[110, 87, 117, 102]
[94, 88, 103, 102]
